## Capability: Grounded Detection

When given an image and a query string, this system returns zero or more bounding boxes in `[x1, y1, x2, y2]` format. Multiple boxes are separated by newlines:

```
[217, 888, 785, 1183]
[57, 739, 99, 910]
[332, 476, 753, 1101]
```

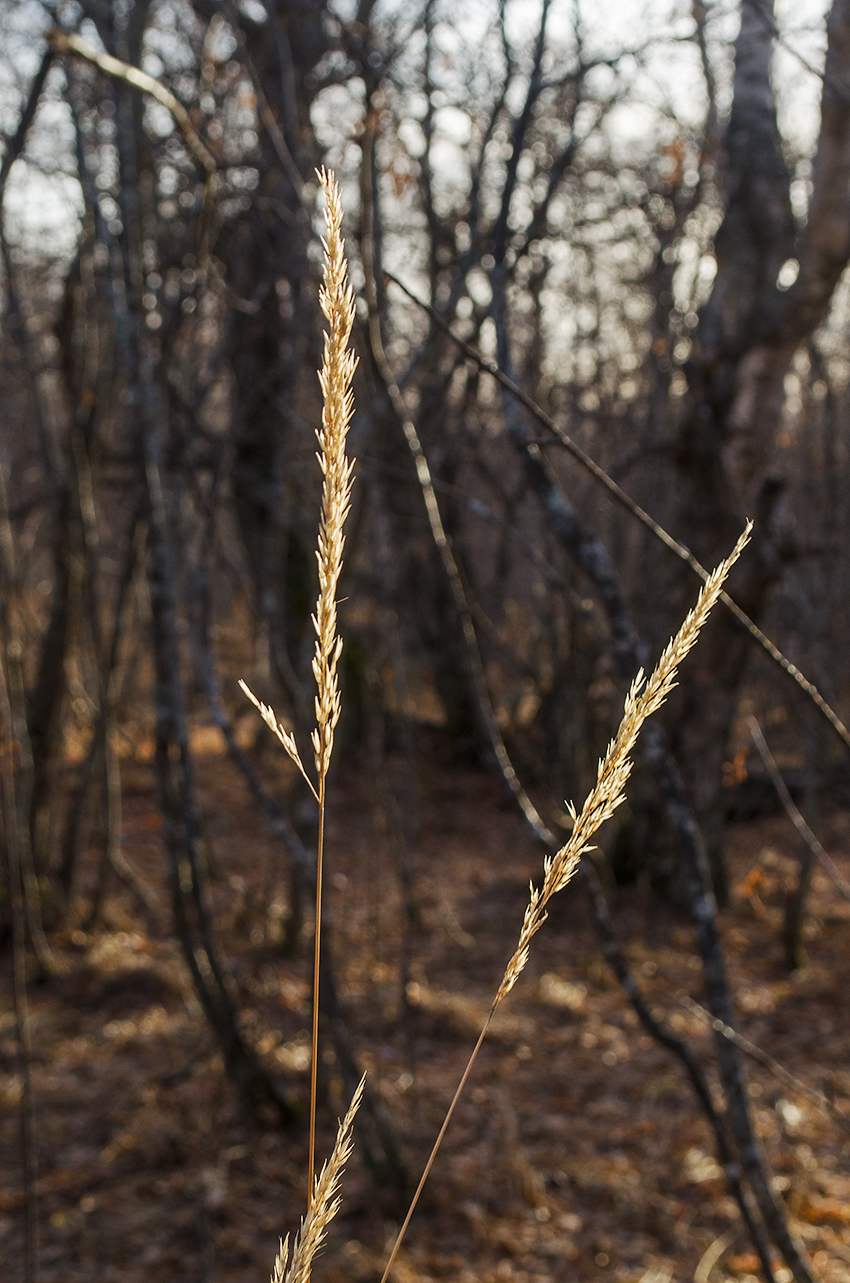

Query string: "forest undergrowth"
[1, 746, 849, 1283]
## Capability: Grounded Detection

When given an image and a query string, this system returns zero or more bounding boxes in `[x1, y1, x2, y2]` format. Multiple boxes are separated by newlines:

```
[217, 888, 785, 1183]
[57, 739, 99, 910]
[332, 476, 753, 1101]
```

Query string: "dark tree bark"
[202, 1, 331, 722]
[144, 414, 297, 1123]
[0, 232, 79, 878]
[669, 0, 850, 889]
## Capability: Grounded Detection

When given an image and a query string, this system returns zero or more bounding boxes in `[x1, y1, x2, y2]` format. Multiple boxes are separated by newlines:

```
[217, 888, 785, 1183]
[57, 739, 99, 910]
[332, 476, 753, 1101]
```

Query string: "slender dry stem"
[309, 774, 326, 1201]
[378, 521, 752, 1283]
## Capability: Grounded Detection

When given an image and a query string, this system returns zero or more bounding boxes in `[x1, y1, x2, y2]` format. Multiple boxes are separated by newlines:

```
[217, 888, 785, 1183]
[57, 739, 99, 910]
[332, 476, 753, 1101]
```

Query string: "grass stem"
[308, 777, 327, 1200]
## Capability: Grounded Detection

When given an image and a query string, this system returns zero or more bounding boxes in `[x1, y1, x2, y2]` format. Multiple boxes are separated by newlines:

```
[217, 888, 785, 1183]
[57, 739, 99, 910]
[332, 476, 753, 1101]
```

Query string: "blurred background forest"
[1, 1, 850, 1281]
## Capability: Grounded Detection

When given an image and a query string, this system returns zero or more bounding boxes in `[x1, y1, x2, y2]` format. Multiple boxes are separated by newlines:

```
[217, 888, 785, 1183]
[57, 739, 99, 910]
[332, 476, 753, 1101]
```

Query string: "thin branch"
[0, 46, 54, 206]
[584, 860, 776, 1281]
[47, 29, 216, 175]
[47, 29, 217, 261]
[361, 112, 557, 851]
[384, 270, 850, 759]
[682, 995, 850, 1136]
[747, 715, 850, 901]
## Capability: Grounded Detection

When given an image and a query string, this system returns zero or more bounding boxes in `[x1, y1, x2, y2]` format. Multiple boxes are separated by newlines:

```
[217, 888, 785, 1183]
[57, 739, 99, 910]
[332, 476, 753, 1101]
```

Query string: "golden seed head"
[278, 1076, 365, 1283]
[496, 523, 751, 1004]
[312, 168, 358, 781]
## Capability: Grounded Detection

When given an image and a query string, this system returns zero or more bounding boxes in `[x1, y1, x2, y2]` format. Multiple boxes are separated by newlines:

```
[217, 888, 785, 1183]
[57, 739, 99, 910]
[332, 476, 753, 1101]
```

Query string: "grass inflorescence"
[246, 170, 753, 1283]
[243, 167, 360, 1276]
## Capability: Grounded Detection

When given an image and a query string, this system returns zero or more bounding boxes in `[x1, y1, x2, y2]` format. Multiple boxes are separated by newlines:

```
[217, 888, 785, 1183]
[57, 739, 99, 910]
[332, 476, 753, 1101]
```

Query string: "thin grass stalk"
[308, 775, 326, 1198]
[378, 522, 751, 1283]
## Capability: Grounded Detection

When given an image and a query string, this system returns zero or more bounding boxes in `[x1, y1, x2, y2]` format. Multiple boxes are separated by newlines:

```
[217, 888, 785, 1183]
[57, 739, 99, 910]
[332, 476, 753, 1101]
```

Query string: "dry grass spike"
[496, 519, 752, 1003]
[240, 166, 357, 1204]
[311, 166, 357, 783]
[307, 166, 358, 1199]
[270, 1076, 365, 1283]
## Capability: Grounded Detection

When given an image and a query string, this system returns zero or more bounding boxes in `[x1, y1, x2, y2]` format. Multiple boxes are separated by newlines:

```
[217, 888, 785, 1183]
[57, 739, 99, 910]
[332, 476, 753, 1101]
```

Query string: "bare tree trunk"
[144, 414, 297, 1122]
[0, 272, 53, 973]
[58, 520, 138, 903]
[201, 1, 327, 723]
[669, 0, 850, 891]
[0, 231, 78, 879]
[0, 466, 40, 1283]
[582, 859, 777, 1282]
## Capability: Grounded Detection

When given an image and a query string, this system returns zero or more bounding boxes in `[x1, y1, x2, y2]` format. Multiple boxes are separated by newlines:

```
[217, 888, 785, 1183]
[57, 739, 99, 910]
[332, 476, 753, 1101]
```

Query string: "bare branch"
[47, 29, 217, 176]
[384, 270, 850, 760]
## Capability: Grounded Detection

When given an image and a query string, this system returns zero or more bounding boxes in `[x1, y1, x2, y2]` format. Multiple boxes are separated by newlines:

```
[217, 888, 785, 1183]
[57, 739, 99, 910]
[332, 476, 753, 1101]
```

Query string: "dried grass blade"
[238, 680, 318, 801]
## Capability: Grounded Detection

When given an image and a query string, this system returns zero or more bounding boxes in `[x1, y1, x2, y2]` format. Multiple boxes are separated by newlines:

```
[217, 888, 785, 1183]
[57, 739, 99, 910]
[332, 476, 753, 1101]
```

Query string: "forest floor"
[1, 738, 850, 1283]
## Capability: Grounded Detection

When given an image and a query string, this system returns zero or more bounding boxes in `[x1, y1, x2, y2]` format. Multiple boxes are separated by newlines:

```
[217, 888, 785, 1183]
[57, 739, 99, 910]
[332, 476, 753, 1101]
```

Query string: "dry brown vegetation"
[1, 743, 849, 1282]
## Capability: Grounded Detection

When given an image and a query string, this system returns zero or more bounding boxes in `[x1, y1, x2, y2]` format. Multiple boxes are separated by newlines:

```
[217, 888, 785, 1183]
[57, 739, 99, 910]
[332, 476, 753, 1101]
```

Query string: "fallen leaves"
[1, 759, 849, 1282]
